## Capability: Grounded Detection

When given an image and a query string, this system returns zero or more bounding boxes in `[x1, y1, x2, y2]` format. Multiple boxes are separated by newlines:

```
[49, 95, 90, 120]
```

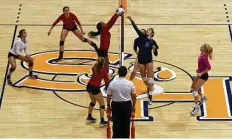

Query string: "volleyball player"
[7, 29, 36, 85]
[88, 11, 121, 74]
[127, 16, 159, 105]
[48, 6, 96, 62]
[190, 43, 212, 115]
[86, 57, 110, 127]
[130, 29, 146, 81]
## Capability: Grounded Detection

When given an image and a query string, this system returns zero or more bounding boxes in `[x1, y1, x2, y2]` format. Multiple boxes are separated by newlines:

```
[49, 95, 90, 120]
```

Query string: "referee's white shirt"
[106, 77, 136, 102]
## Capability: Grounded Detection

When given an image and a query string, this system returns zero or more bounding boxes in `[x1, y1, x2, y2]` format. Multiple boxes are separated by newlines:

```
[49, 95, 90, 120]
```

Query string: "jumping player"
[48, 6, 96, 62]
[190, 43, 212, 116]
[86, 57, 110, 127]
[88, 11, 121, 74]
[130, 29, 146, 81]
[127, 16, 159, 105]
[7, 29, 36, 85]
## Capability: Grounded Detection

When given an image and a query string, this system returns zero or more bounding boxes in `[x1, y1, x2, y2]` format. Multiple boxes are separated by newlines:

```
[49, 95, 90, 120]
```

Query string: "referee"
[106, 66, 136, 138]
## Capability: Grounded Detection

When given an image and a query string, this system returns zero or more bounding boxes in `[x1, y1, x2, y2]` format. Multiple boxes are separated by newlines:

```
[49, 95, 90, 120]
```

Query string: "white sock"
[194, 104, 198, 108]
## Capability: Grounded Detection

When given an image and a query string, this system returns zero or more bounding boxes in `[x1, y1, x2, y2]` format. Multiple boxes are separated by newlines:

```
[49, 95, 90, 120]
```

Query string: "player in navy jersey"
[130, 29, 146, 81]
[127, 16, 159, 105]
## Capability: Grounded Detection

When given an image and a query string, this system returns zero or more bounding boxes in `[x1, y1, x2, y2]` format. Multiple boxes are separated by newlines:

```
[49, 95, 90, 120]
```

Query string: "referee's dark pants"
[111, 101, 132, 138]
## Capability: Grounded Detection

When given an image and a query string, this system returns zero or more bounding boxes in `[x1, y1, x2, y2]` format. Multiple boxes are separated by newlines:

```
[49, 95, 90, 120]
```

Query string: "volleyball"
[116, 8, 124, 16]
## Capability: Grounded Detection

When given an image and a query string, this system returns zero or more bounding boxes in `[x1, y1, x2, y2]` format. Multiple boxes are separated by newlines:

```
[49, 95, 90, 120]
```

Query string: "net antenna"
[119, 0, 127, 66]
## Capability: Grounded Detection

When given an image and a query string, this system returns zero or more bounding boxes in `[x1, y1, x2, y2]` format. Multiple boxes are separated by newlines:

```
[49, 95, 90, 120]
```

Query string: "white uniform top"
[106, 77, 136, 102]
[10, 38, 28, 56]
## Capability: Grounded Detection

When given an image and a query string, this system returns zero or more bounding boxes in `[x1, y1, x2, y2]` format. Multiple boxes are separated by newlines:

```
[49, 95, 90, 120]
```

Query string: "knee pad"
[29, 62, 33, 67]
[147, 78, 154, 85]
[59, 40, 64, 46]
[10, 67, 16, 72]
[149, 90, 154, 95]
[89, 102, 96, 107]
[191, 90, 198, 97]
[82, 38, 87, 42]
[142, 77, 147, 82]
[142, 77, 147, 85]
[132, 69, 138, 74]
[100, 105, 105, 110]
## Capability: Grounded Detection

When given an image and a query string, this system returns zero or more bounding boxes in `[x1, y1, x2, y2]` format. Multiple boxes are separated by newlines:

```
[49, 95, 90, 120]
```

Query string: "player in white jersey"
[7, 29, 36, 85]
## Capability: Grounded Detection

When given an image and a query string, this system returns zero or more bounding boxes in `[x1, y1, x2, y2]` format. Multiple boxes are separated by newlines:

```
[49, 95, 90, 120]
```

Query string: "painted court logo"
[14, 50, 232, 121]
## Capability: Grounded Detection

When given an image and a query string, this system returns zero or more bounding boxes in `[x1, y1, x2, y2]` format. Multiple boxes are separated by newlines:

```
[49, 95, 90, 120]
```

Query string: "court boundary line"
[0, 4, 22, 109]
[224, 4, 232, 41]
[197, 77, 232, 121]
[0, 27, 18, 109]
[1, 23, 232, 26]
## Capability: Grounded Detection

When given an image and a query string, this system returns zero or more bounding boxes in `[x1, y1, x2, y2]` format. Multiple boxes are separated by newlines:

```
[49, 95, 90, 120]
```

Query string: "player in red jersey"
[48, 6, 96, 62]
[86, 57, 109, 127]
[88, 11, 121, 74]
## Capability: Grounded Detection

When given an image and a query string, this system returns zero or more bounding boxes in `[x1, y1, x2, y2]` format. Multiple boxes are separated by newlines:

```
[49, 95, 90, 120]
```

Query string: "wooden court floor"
[0, 0, 232, 138]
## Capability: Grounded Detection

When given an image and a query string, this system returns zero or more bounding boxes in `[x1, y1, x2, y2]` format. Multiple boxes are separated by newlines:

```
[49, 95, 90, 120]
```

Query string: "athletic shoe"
[53, 57, 63, 63]
[99, 120, 108, 127]
[86, 116, 96, 123]
[7, 75, 13, 85]
[198, 96, 208, 105]
[190, 107, 199, 116]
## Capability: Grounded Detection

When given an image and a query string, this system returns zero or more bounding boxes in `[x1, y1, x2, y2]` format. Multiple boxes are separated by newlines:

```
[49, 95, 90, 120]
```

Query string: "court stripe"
[51, 74, 100, 110]
[0, 25, 18, 108]
[228, 25, 232, 41]
[224, 4, 232, 41]
[0, 4, 22, 108]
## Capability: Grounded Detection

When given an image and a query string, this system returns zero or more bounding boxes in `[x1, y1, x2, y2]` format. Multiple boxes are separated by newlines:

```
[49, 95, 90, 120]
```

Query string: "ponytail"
[149, 28, 155, 37]
[202, 43, 213, 60]
[88, 31, 101, 40]
[88, 22, 103, 40]
[96, 62, 103, 73]
[94, 61, 103, 73]
[94, 57, 105, 73]
[208, 47, 213, 60]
